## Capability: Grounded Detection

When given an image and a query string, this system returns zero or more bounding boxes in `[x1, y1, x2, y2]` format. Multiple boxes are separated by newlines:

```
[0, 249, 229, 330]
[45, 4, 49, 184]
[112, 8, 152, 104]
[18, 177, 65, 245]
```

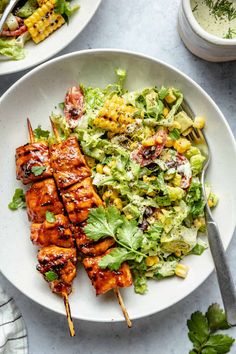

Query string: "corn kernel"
[96, 164, 104, 174]
[165, 136, 174, 147]
[142, 136, 156, 147]
[165, 90, 176, 104]
[85, 156, 95, 168]
[194, 217, 205, 229]
[156, 136, 163, 144]
[175, 264, 189, 278]
[130, 141, 138, 150]
[194, 116, 205, 129]
[208, 199, 214, 208]
[175, 249, 182, 257]
[125, 214, 133, 220]
[173, 138, 191, 154]
[113, 198, 123, 210]
[146, 256, 159, 267]
[163, 107, 169, 117]
[102, 190, 113, 201]
[171, 121, 181, 130]
[103, 166, 111, 175]
[172, 173, 182, 187]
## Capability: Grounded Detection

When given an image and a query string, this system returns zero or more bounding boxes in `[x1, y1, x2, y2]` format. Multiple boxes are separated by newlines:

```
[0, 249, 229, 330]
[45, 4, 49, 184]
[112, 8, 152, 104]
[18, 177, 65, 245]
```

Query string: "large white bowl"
[0, 0, 101, 75]
[0, 49, 235, 322]
[178, 0, 236, 62]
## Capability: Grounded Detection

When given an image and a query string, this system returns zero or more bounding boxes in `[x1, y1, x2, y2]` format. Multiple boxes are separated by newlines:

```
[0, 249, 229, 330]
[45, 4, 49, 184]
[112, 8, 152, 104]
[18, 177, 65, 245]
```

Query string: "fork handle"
[207, 218, 236, 325]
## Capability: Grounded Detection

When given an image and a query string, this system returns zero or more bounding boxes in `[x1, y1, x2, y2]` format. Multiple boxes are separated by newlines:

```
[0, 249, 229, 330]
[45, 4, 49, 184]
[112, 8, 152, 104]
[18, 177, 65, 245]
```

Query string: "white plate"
[0, 49, 235, 322]
[0, 0, 101, 75]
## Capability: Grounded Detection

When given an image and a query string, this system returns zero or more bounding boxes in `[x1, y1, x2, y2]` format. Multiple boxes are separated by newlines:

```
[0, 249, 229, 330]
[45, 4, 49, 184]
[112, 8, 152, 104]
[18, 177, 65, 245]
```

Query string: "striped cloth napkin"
[0, 286, 28, 353]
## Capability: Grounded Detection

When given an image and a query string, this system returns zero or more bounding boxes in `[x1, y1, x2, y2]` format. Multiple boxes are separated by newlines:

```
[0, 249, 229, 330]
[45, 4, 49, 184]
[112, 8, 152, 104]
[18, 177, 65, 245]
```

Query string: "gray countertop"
[0, 1, 236, 353]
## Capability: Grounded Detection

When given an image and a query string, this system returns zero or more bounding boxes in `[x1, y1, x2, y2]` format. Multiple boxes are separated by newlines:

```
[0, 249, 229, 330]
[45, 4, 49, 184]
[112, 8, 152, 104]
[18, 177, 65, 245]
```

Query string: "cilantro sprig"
[84, 206, 146, 270]
[31, 165, 46, 176]
[187, 304, 234, 353]
[8, 188, 26, 210]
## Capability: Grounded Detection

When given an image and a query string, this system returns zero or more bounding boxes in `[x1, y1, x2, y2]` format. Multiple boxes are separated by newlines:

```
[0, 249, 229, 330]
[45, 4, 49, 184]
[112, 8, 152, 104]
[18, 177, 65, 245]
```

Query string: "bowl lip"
[182, 0, 236, 46]
[0, 0, 102, 76]
[0, 48, 235, 322]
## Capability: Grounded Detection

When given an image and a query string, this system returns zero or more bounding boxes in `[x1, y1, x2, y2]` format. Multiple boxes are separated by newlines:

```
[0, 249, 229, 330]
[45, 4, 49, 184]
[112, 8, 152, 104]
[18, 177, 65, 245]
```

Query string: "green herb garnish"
[31, 165, 46, 176]
[84, 206, 146, 270]
[33, 125, 50, 141]
[45, 271, 58, 282]
[55, 0, 79, 23]
[8, 188, 26, 210]
[187, 304, 234, 353]
[204, 0, 236, 21]
[45, 211, 56, 223]
[224, 27, 236, 39]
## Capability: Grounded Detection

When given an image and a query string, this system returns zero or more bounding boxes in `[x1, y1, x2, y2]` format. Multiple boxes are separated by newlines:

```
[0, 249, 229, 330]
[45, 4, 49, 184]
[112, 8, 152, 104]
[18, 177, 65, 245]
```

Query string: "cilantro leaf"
[201, 348, 217, 354]
[45, 271, 58, 282]
[33, 125, 50, 141]
[8, 188, 26, 210]
[169, 128, 181, 140]
[31, 165, 46, 176]
[99, 248, 134, 271]
[187, 311, 210, 349]
[117, 218, 143, 251]
[206, 304, 231, 332]
[191, 243, 207, 256]
[55, 0, 79, 23]
[204, 334, 235, 353]
[46, 211, 56, 223]
[84, 206, 123, 241]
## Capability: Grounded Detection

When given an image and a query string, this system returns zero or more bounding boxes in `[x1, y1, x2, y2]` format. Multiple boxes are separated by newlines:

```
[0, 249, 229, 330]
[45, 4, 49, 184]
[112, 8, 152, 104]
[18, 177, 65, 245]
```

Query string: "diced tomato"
[64, 86, 84, 128]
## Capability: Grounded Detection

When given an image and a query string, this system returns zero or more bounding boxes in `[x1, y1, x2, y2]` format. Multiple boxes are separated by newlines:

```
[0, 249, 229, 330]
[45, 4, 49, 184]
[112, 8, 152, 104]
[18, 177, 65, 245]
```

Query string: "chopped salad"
[0, 0, 79, 60]
[13, 69, 218, 294]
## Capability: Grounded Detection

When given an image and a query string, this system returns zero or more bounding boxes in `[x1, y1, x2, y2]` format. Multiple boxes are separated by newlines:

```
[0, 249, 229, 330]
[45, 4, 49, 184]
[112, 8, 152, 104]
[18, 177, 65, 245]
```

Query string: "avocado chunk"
[174, 111, 193, 133]
[16, 0, 38, 18]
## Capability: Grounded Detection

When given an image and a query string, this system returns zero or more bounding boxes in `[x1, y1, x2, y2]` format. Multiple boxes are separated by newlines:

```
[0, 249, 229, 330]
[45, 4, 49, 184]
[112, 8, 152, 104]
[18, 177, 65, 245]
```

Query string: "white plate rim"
[0, 48, 235, 322]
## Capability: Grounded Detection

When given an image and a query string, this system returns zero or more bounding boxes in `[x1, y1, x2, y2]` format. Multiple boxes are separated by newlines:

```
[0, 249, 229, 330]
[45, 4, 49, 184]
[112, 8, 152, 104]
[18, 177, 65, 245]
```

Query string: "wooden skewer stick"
[27, 118, 34, 143]
[114, 287, 132, 328]
[50, 118, 61, 142]
[63, 293, 75, 337]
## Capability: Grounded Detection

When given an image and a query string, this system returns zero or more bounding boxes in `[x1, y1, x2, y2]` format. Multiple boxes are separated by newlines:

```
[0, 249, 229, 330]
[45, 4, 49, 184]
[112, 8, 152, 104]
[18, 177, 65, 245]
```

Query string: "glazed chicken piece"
[37, 245, 77, 296]
[74, 223, 115, 257]
[50, 136, 91, 189]
[31, 214, 75, 248]
[61, 177, 103, 224]
[26, 178, 64, 222]
[83, 251, 133, 295]
[15, 142, 52, 184]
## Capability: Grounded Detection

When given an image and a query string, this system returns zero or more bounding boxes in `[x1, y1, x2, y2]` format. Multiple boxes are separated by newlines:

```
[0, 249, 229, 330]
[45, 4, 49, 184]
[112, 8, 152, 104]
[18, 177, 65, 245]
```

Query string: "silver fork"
[0, 0, 20, 32]
[182, 100, 236, 325]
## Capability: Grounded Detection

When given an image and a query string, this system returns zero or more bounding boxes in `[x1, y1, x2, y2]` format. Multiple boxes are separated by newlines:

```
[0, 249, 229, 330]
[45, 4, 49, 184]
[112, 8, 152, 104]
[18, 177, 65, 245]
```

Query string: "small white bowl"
[178, 0, 236, 62]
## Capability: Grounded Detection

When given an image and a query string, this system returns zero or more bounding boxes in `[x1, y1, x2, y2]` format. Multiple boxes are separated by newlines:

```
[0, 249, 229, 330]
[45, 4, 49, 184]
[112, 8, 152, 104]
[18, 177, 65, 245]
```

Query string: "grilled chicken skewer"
[15, 118, 53, 185]
[37, 245, 77, 337]
[76, 225, 133, 328]
[15, 119, 76, 337]
[50, 119, 132, 327]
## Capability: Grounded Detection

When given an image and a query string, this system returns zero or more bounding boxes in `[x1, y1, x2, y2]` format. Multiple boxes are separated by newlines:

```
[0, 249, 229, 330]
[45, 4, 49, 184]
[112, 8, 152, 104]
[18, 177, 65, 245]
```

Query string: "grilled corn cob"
[24, 0, 65, 44]
[93, 95, 136, 134]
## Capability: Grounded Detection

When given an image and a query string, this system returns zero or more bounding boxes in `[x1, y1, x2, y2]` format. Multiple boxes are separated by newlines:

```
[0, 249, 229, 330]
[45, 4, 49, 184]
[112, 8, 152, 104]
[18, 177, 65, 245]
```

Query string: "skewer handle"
[63, 294, 75, 337]
[27, 118, 34, 143]
[114, 287, 132, 328]
[50, 118, 61, 142]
